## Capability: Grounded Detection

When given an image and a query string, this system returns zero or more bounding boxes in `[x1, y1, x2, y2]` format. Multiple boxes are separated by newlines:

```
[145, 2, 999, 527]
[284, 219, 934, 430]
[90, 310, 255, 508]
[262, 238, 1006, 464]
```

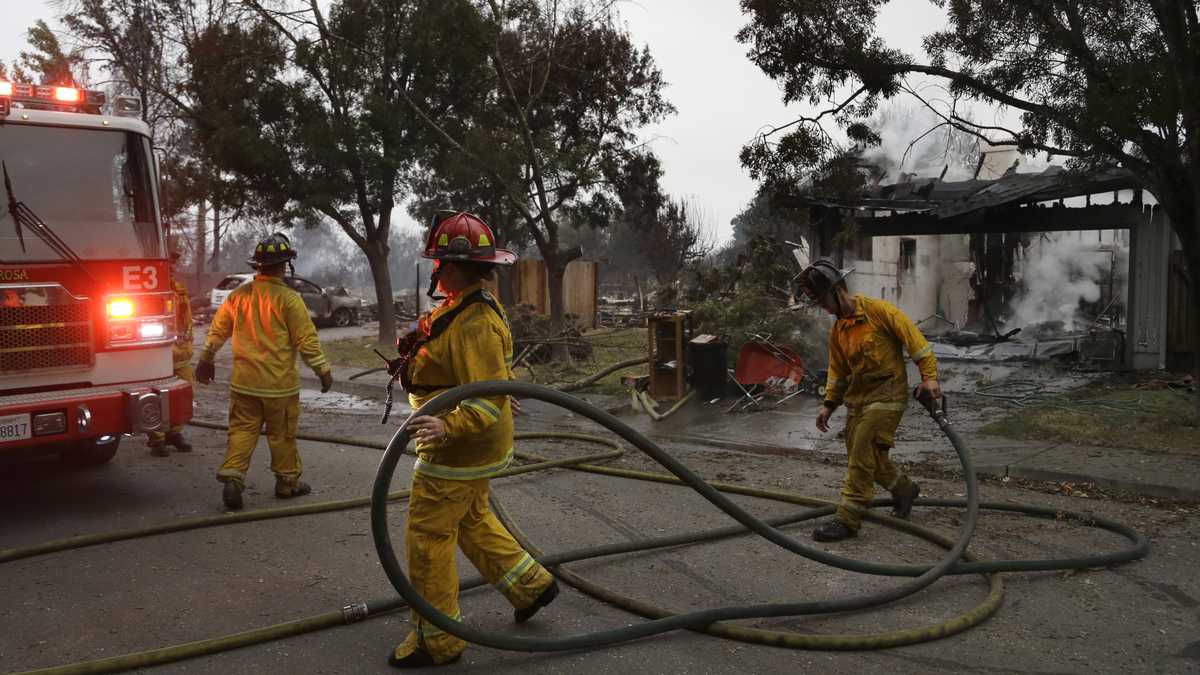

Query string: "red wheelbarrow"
[726, 336, 826, 412]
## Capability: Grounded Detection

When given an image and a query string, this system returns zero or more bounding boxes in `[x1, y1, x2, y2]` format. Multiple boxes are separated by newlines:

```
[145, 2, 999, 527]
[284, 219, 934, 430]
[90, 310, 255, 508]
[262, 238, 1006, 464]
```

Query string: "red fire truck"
[0, 82, 192, 464]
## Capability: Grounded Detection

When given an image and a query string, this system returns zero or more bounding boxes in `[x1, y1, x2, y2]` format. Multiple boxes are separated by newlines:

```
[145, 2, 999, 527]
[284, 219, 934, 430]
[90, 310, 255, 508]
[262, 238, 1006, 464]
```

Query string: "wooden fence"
[1167, 250, 1196, 369]
[488, 260, 598, 328]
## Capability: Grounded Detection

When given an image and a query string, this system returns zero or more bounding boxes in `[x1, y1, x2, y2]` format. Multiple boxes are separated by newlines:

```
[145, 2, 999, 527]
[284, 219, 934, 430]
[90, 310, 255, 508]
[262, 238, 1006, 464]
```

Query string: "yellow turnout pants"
[216, 391, 302, 489]
[149, 363, 193, 443]
[836, 405, 913, 529]
[393, 473, 554, 664]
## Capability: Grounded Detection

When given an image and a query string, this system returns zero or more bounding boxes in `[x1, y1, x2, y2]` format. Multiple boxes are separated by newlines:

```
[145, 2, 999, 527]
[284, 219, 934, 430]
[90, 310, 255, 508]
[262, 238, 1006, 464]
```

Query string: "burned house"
[786, 166, 1193, 370]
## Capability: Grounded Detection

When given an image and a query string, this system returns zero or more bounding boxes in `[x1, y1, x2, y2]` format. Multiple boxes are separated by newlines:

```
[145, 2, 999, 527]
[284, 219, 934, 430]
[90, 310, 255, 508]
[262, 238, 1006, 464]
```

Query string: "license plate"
[0, 413, 32, 443]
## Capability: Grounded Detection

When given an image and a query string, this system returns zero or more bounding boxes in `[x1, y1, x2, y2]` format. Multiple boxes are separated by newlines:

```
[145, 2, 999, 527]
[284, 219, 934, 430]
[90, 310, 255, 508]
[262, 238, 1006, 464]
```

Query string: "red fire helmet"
[422, 211, 516, 266]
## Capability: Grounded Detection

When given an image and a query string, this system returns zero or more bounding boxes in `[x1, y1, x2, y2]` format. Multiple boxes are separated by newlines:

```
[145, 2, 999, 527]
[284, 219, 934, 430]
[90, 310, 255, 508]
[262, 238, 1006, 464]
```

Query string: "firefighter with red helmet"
[195, 232, 333, 510]
[797, 258, 940, 542]
[387, 212, 557, 669]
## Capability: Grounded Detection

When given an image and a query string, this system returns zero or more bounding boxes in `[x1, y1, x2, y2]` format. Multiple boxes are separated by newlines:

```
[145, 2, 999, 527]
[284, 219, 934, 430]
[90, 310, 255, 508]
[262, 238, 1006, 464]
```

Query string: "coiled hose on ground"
[5, 384, 1149, 674]
[369, 381, 1147, 654]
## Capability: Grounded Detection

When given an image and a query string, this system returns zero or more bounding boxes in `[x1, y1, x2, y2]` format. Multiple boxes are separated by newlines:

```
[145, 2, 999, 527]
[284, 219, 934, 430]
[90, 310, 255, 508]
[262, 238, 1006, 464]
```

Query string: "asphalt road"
[2, 381, 1198, 674]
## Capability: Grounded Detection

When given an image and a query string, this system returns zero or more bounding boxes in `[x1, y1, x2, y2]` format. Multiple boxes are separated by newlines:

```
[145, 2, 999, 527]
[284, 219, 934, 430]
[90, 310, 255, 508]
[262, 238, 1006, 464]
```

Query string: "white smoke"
[1011, 234, 1110, 330]
[858, 101, 1057, 184]
[858, 103, 982, 182]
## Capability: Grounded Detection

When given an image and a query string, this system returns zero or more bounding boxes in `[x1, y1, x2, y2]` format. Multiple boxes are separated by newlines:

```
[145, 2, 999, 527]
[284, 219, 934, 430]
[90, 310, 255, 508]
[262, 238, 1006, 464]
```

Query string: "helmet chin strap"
[426, 260, 445, 302]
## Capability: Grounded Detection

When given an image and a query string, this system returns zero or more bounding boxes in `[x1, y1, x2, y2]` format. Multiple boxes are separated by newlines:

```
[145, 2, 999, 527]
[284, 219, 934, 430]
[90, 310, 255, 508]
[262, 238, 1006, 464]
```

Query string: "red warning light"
[53, 87, 80, 102]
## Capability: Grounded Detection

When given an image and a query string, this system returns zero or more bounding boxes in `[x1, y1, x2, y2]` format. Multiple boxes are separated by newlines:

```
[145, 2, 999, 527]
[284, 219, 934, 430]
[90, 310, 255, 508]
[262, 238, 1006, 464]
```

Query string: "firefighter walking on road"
[798, 259, 940, 542]
[386, 212, 557, 669]
[148, 247, 194, 456]
[195, 233, 333, 510]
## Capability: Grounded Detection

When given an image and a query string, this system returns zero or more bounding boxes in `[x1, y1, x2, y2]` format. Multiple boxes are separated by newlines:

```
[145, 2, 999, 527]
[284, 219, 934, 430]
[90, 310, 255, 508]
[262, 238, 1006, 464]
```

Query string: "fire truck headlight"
[104, 292, 176, 347]
[139, 320, 166, 340]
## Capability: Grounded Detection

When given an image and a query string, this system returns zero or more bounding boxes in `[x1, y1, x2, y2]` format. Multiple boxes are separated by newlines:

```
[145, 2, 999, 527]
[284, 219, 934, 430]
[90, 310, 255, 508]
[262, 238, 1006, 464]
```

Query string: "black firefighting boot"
[892, 480, 920, 519]
[275, 477, 312, 499]
[514, 579, 560, 623]
[149, 441, 169, 457]
[222, 481, 244, 510]
[166, 431, 192, 452]
[812, 520, 858, 542]
[387, 649, 460, 669]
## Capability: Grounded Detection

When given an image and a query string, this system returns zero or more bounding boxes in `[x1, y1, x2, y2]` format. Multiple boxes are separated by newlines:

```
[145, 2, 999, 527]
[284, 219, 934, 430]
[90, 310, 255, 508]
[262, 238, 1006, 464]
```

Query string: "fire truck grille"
[0, 299, 92, 374]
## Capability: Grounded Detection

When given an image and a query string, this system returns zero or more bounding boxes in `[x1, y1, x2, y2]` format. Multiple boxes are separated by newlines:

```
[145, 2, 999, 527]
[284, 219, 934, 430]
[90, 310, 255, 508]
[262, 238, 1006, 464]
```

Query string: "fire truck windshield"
[0, 124, 161, 262]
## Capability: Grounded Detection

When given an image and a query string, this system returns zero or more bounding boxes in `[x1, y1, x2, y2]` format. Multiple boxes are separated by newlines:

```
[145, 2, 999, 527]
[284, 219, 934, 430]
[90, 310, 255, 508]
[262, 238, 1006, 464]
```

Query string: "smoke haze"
[1011, 234, 1111, 330]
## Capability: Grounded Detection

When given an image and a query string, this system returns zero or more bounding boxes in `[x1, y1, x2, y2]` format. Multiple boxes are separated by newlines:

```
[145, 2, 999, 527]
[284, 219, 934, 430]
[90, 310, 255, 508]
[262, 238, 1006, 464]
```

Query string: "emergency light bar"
[0, 80, 109, 116]
[54, 86, 81, 102]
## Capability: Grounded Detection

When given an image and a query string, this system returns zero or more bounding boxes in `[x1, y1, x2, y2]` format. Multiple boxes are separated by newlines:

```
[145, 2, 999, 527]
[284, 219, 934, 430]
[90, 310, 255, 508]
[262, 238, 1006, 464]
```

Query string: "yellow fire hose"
[631, 388, 696, 420]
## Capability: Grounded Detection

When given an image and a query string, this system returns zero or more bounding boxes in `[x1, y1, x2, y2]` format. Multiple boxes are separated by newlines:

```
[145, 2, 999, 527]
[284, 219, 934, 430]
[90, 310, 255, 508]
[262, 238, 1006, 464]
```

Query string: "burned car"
[209, 273, 363, 327]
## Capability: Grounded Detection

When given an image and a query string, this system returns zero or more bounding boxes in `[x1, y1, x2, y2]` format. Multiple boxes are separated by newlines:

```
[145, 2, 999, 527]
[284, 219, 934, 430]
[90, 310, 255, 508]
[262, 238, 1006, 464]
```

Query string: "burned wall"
[846, 233, 973, 333]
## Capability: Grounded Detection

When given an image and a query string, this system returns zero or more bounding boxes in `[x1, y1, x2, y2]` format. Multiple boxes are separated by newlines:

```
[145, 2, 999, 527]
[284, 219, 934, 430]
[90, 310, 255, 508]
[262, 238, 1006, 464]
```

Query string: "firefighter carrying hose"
[195, 233, 333, 511]
[385, 212, 557, 668]
[797, 259, 940, 542]
[147, 244, 194, 456]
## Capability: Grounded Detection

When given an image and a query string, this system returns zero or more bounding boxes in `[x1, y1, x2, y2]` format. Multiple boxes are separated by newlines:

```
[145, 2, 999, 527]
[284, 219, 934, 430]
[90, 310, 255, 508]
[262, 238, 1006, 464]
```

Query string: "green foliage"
[690, 285, 826, 368]
[407, 0, 674, 332]
[62, 0, 264, 272]
[14, 20, 84, 86]
[184, 0, 494, 344]
[736, 0, 1200, 307]
[729, 189, 807, 248]
[594, 152, 712, 286]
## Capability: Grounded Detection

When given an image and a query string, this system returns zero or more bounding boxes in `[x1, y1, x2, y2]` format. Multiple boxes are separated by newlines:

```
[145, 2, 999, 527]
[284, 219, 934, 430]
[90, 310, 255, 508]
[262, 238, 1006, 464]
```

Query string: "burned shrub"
[508, 304, 594, 364]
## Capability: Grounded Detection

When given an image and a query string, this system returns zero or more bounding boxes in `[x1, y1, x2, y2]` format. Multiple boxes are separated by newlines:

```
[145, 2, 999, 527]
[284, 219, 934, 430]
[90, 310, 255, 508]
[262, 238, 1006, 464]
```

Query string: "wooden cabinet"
[647, 312, 690, 400]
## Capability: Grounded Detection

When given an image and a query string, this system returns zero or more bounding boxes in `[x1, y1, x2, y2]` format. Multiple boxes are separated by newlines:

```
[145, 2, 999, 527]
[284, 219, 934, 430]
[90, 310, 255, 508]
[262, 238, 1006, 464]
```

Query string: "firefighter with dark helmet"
[797, 258, 940, 542]
[147, 239, 194, 456]
[387, 211, 557, 669]
[195, 232, 333, 510]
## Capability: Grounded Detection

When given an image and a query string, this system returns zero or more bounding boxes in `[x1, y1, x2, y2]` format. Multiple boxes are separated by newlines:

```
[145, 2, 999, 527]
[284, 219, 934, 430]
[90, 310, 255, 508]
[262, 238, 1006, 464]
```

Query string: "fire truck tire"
[332, 308, 354, 327]
[71, 436, 121, 465]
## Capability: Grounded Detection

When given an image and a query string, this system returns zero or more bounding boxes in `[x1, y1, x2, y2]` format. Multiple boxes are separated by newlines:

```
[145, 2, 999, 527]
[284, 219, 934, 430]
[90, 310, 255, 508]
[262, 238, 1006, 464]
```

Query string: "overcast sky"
[1, 1, 952, 243]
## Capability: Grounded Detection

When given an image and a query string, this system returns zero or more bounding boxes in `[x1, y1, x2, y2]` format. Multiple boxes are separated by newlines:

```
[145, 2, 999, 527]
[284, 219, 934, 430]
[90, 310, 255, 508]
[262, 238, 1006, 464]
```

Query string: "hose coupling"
[341, 602, 370, 624]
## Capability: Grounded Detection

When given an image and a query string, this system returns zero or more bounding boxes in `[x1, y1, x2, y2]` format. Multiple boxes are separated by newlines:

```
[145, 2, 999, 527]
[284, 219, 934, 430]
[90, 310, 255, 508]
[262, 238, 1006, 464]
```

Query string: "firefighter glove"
[320, 370, 334, 393]
[196, 359, 215, 385]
